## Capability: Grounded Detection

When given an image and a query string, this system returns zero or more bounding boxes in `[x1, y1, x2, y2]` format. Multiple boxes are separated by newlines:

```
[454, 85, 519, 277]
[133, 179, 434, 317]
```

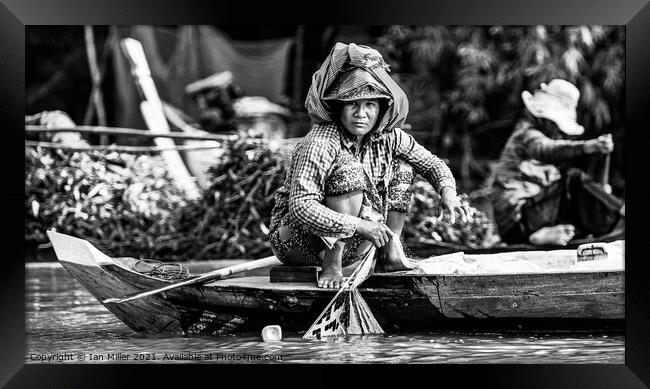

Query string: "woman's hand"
[356, 219, 395, 248]
[438, 187, 471, 224]
[583, 134, 613, 154]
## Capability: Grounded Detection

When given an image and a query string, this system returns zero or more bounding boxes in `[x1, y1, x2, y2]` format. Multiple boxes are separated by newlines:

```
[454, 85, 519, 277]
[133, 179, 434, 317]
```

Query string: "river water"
[25, 262, 624, 364]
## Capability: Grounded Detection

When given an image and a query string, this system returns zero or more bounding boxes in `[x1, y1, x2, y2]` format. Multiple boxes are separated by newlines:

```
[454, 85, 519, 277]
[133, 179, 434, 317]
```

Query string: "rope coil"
[131, 259, 190, 280]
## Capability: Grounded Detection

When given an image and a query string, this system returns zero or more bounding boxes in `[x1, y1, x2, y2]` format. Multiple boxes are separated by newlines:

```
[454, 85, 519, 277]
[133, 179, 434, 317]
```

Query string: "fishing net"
[303, 246, 384, 340]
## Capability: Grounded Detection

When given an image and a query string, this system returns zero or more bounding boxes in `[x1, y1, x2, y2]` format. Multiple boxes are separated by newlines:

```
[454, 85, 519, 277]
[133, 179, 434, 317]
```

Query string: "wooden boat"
[48, 231, 624, 336]
[405, 228, 625, 257]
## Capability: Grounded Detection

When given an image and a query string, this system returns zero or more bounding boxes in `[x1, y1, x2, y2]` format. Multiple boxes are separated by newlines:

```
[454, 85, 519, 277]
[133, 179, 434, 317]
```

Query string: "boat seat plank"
[269, 265, 320, 283]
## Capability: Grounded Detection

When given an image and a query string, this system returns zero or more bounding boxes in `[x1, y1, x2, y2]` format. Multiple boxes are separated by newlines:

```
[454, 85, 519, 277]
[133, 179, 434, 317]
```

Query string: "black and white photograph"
[21, 24, 631, 367]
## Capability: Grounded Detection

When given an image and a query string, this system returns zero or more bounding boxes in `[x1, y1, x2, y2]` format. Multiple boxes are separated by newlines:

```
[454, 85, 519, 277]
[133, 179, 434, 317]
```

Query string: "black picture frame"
[4, 0, 649, 387]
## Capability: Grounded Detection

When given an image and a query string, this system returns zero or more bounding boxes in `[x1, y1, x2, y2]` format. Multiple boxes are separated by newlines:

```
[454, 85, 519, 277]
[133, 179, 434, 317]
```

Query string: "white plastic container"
[261, 325, 282, 342]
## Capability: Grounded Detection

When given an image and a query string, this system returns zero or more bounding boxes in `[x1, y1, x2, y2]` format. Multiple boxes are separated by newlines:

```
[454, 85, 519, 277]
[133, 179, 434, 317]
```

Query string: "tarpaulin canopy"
[112, 26, 293, 128]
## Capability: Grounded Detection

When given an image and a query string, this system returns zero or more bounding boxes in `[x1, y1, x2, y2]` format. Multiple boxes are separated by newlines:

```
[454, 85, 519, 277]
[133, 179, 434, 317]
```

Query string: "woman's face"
[339, 98, 380, 140]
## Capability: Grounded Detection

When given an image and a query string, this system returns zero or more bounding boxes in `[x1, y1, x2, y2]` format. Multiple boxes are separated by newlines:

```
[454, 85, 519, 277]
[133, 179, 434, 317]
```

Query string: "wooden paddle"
[600, 133, 612, 194]
[602, 152, 611, 192]
[103, 255, 280, 304]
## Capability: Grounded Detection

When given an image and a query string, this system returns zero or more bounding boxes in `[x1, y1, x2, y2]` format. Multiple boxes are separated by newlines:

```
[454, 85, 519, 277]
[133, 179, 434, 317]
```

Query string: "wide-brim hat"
[522, 79, 584, 136]
[323, 67, 392, 102]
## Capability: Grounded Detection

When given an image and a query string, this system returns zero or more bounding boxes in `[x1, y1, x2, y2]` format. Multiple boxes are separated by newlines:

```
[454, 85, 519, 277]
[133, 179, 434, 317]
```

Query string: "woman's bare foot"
[529, 224, 576, 246]
[318, 267, 346, 289]
[318, 241, 346, 289]
[375, 238, 414, 273]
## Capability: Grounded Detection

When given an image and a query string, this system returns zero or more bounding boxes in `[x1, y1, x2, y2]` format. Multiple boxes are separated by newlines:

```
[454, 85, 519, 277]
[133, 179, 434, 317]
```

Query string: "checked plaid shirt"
[269, 123, 457, 239]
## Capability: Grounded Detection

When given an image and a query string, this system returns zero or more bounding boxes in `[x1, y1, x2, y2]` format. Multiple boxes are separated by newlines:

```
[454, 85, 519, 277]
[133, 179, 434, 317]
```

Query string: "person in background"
[269, 43, 470, 289]
[491, 79, 624, 246]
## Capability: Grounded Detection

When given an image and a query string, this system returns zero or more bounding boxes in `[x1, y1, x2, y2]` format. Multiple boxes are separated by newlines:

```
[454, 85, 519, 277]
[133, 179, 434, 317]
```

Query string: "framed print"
[3, 0, 650, 387]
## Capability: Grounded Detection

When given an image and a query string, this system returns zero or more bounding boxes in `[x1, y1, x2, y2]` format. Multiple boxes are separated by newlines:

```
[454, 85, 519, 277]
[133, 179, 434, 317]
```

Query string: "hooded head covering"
[521, 79, 584, 136]
[323, 67, 392, 102]
[305, 43, 409, 138]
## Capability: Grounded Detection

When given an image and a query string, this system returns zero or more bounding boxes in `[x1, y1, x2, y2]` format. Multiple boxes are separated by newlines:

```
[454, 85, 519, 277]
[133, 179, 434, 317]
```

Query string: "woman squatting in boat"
[268, 43, 470, 289]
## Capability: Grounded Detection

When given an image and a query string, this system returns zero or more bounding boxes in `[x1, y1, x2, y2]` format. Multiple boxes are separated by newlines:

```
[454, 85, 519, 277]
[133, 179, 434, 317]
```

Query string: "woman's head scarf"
[305, 43, 409, 138]
[323, 67, 391, 102]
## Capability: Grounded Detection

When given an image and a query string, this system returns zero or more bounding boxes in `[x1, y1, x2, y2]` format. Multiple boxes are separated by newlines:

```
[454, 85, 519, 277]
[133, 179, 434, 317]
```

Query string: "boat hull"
[51, 231, 624, 336]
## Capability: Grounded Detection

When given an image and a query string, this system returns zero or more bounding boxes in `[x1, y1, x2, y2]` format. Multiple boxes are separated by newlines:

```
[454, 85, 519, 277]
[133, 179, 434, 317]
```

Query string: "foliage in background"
[26, 131, 498, 260]
[403, 179, 500, 249]
[168, 130, 290, 260]
[25, 147, 188, 258]
[26, 25, 625, 195]
[376, 26, 625, 193]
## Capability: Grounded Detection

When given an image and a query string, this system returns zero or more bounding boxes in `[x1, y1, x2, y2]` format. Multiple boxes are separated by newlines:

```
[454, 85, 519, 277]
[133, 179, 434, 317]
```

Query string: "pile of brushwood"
[170, 130, 290, 260]
[402, 179, 501, 249]
[25, 146, 188, 258]
[26, 131, 499, 261]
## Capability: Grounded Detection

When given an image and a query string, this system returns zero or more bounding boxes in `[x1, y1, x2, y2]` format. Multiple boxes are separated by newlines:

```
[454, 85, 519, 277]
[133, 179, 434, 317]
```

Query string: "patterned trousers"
[269, 154, 415, 267]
